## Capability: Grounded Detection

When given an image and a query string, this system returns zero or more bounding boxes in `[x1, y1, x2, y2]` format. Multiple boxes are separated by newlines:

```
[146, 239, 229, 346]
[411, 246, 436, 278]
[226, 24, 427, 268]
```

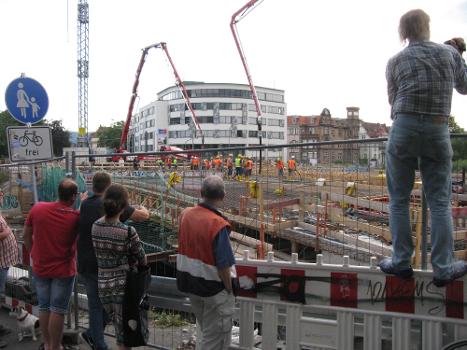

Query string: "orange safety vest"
[276, 160, 284, 169]
[227, 158, 233, 168]
[177, 205, 230, 296]
[246, 160, 253, 169]
[288, 159, 296, 170]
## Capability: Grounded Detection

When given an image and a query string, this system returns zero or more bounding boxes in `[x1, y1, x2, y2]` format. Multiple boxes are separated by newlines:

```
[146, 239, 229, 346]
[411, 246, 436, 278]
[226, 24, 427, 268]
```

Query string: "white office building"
[128, 82, 287, 158]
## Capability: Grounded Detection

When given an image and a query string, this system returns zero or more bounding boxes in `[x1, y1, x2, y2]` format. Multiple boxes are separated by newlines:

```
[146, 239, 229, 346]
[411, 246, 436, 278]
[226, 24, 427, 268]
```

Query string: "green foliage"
[449, 116, 464, 133]
[95, 121, 124, 150]
[151, 311, 189, 328]
[0, 110, 26, 157]
[44, 119, 70, 156]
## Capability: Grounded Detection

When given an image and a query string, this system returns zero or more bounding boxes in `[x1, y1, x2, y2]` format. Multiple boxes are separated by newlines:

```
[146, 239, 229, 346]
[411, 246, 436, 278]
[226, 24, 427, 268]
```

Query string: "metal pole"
[421, 189, 428, 270]
[30, 164, 38, 204]
[65, 152, 70, 173]
[71, 151, 77, 180]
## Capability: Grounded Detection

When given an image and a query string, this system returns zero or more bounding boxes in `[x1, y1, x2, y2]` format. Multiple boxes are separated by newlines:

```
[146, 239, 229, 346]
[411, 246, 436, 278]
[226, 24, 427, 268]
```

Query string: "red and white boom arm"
[119, 42, 203, 153]
[230, 0, 264, 125]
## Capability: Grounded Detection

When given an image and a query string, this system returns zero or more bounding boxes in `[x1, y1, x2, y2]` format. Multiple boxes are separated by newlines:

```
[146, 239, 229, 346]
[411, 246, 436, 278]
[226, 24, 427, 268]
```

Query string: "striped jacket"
[176, 204, 230, 297]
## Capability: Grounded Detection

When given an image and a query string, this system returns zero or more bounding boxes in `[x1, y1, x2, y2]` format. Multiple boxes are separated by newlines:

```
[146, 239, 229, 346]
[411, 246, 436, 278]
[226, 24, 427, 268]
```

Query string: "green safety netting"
[38, 166, 86, 202]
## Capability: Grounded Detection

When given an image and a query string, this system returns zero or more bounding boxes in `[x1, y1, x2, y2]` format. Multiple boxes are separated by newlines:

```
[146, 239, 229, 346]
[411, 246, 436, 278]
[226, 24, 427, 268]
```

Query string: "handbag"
[122, 226, 151, 347]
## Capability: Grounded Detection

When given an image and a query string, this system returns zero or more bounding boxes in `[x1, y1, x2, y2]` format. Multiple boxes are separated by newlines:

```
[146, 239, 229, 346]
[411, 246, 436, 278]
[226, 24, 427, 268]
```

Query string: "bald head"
[201, 175, 225, 202]
[58, 178, 78, 203]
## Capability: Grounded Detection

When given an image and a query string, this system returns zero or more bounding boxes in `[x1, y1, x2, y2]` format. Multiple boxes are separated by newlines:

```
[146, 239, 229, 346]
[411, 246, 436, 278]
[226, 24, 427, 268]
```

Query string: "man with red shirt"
[24, 179, 80, 350]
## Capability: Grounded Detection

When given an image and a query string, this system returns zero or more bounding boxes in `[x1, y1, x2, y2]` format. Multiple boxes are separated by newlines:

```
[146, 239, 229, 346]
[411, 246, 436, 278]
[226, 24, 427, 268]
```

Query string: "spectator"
[0, 197, 18, 347]
[24, 179, 81, 350]
[92, 184, 147, 350]
[78, 172, 149, 350]
[379, 9, 467, 287]
[177, 175, 236, 350]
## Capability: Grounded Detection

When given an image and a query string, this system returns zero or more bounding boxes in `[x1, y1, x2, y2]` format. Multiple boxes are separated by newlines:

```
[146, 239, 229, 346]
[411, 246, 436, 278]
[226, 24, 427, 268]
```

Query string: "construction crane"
[230, 0, 264, 173]
[118, 42, 204, 157]
[77, 0, 89, 147]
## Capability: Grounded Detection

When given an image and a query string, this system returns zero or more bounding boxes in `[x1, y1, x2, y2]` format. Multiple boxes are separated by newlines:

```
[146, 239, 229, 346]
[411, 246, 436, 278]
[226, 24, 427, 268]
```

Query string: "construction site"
[1, 0, 467, 349]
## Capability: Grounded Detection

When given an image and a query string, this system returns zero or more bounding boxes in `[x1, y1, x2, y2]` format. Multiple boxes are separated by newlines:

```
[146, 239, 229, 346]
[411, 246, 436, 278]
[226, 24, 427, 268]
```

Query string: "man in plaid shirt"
[379, 9, 467, 287]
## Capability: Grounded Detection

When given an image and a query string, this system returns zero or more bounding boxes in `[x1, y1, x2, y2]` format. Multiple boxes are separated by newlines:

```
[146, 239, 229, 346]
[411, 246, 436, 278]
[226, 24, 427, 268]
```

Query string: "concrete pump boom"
[230, 0, 264, 173]
[119, 42, 203, 154]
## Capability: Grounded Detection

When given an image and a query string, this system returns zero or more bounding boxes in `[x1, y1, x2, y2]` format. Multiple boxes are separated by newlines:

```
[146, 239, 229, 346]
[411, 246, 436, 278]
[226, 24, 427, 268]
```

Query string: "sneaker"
[79, 332, 95, 350]
[378, 258, 414, 279]
[433, 261, 467, 287]
[0, 325, 11, 337]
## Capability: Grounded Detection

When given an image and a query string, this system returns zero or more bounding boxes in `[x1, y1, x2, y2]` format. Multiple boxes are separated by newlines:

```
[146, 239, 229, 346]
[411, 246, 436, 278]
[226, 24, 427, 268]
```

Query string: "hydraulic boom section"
[230, 0, 264, 173]
[118, 42, 203, 154]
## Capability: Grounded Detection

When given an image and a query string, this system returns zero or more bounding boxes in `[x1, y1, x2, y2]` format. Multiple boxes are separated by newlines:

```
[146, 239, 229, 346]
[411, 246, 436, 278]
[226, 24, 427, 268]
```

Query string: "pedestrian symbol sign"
[4, 76, 49, 124]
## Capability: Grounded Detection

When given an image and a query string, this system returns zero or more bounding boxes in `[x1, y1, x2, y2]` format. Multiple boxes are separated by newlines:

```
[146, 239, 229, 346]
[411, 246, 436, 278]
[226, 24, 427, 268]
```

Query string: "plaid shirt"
[386, 41, 467, 118]
[0, 216, 18, 268]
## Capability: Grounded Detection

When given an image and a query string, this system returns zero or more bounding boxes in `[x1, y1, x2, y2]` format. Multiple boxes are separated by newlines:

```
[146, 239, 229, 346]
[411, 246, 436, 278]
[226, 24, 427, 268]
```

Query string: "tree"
[44, 119, 70, 156]
[95, 121, 124, 150]
[0, 110, 28, 157]
[449, 116, 467, 162]
[449, 116, 465, 133]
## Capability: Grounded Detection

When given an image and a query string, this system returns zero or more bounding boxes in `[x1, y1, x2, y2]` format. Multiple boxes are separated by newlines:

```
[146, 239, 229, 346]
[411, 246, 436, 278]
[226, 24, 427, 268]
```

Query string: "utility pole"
[77, 0, 89, 147]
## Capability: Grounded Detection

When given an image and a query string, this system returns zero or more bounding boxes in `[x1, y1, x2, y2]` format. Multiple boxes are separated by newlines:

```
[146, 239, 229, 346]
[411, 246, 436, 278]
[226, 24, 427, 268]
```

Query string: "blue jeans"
[80, 272, 109, 350]
[33, 274, 75, 314]
[0, 267, 9, 296]
[386, 113, 454, 279]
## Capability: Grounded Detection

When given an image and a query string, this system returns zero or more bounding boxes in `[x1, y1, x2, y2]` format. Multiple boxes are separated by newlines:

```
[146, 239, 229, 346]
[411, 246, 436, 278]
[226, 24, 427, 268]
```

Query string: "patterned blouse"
[91, 219, 146, 305]
[0, 216, 18, 269]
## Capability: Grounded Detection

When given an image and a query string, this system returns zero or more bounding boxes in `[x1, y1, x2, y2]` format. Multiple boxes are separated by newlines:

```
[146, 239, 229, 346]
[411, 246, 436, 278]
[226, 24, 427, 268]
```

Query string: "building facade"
[287, 107, 361, 165]
[128, 100, 169, 153]
[359, 122, 389, 167]
[129, 82, 287, 159]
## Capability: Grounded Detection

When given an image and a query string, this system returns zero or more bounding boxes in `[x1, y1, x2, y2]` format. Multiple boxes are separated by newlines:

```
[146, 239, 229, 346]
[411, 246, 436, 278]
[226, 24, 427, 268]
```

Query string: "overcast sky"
[1, 0, 466, 133]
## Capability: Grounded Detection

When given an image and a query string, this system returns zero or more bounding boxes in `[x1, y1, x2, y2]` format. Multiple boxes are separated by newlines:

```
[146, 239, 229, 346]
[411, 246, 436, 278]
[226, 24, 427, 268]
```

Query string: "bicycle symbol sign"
[7, 126, 53, 162]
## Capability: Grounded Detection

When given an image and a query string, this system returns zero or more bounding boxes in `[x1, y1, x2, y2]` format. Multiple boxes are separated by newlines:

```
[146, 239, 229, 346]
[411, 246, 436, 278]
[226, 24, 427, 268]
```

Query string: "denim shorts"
[33, 274, 75, 314]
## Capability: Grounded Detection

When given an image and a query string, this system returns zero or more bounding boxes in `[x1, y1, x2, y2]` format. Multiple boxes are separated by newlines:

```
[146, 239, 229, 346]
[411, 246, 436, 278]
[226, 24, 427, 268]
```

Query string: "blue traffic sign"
[4, 76, 49, 124]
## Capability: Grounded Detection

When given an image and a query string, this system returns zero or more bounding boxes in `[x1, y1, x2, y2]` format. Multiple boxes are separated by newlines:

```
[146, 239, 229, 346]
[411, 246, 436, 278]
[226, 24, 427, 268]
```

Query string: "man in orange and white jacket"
[177, 175, 236, 350]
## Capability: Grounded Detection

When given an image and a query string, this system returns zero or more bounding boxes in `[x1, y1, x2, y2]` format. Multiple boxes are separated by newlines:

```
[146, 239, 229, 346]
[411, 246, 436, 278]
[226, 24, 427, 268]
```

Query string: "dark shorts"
[33, 274, 75, 314]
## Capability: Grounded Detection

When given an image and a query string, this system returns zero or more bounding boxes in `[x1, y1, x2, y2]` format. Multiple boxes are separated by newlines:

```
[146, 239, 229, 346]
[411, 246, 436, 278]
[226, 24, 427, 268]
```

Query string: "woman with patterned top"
[92, 184, 146, 350]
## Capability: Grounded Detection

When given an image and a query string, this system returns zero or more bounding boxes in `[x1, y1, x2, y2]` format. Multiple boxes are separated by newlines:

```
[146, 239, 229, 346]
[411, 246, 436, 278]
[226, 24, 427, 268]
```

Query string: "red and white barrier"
[236, 252, 467, 320]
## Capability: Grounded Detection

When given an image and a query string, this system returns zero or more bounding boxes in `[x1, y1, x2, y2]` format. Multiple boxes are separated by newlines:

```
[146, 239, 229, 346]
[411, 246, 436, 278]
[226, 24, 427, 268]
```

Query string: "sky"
[0, 0, 466, 133]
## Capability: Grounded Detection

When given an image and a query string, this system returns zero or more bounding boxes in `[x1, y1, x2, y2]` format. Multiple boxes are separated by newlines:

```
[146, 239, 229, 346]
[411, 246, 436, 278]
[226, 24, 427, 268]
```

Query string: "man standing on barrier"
[24, 179, 81, 350]
[78, 172, 149, 350]
[379, 9, 467, 286]
[177, 175, 236, 350]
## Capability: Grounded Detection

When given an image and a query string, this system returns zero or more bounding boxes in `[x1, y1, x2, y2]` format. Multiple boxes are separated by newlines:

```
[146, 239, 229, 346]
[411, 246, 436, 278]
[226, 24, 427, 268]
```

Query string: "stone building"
[287, 107, 364, 165]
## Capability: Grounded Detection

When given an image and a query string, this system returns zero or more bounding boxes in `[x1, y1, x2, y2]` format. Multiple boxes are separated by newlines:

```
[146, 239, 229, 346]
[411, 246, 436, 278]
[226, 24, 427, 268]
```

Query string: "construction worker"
[166, 156, 172, 170]
[191, 156, 199, 170]
[288, 156, 297, 178]
[226, 154, 234, 179]
[276, 158, 285, 178]
[156, 158, 164, 171]
[172, 156, 178, 171]
[234, 154, 243, 180]
[214, 155, 222, 172]
[245, 157, 253, 180]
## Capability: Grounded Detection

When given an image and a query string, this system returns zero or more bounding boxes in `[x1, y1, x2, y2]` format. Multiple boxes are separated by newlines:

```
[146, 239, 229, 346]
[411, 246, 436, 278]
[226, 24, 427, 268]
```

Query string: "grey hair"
[201, 175, 225, 201]
[399, 9, 430, 43]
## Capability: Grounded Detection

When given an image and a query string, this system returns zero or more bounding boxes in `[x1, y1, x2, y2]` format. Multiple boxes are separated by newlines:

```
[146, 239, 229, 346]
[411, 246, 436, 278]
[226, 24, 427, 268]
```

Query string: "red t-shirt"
[25, 202, 80, 278]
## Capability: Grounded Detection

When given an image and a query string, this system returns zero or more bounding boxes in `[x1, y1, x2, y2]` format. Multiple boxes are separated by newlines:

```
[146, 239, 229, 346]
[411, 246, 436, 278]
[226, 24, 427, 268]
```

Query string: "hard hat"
[292, 156, 295, 159]
[229, 154, 233, 157]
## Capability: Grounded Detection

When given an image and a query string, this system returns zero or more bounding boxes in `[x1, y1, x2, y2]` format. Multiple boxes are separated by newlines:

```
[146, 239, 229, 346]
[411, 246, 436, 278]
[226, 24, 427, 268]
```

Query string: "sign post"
[5, 74, 51, 205]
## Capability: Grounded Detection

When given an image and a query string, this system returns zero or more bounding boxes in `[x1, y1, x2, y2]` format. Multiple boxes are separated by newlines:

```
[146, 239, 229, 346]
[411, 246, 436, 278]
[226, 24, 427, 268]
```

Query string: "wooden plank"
[323, 191, 390, 213]
[264, 198, 300, 210]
